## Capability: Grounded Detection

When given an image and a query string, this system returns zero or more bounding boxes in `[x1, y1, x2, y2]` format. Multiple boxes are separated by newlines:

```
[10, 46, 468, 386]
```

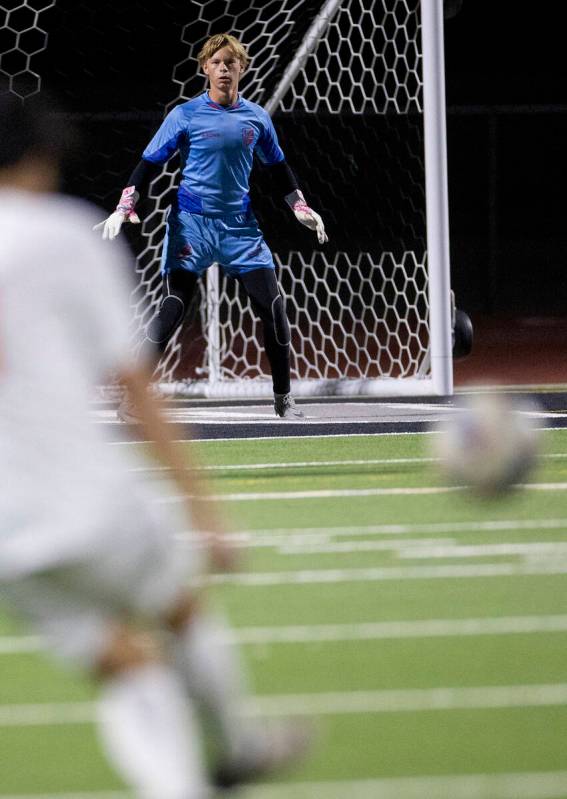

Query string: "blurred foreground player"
[94, 32, 327, 421]
[0, 95, 307, 799]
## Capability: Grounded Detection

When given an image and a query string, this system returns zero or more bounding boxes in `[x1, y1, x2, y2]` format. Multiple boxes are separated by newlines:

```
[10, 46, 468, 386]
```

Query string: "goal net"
[1, 0, 452, 397]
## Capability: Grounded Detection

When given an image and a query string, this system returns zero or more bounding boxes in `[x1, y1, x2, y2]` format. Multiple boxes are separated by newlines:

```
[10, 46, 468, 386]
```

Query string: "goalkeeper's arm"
[93, 159, 161, 240]
[267, 160, 328, 244]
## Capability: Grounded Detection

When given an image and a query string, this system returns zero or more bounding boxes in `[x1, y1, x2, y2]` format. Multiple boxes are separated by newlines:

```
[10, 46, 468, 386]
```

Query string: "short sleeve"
[143, 105, 187, 164]
[255, 111, 285, 166]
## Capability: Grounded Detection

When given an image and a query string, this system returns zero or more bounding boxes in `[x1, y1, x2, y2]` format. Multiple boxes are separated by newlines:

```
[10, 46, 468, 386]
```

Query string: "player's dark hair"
[0, 93, 75, 170]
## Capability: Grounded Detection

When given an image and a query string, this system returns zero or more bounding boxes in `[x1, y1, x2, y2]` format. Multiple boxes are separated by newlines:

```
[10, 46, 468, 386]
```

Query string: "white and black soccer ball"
[434, 394, 540, 496]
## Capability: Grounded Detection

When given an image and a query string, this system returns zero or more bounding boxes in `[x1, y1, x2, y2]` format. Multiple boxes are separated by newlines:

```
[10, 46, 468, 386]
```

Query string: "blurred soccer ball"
[434, 394, 540, 496]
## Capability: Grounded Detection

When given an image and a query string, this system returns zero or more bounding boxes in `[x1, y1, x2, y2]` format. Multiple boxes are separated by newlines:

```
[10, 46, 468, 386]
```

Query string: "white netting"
[213, 250, 428, 387]
[138, 0, 430, 394]
[281, 0, 421, 115]
[0, 0, 54, 99]
[0, 0, 440, 396]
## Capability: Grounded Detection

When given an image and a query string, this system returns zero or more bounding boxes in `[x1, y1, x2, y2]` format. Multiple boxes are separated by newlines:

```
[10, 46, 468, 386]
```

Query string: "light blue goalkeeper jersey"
[143, 92, 285, 216]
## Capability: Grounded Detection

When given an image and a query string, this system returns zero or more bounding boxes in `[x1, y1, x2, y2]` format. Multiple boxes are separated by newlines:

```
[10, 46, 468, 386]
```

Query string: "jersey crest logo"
[242, 127, 255, 147]
[176, 243, 193, 259]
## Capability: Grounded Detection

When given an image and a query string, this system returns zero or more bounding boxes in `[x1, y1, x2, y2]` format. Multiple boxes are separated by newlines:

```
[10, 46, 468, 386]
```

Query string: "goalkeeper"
[94, 32, 327, 421]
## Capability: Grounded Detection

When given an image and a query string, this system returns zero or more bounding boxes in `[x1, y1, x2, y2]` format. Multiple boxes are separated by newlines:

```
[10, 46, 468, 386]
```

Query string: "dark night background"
[6, 0, 567, 335]
[444, 1, 567, 318]
[76, 0, 567, 324]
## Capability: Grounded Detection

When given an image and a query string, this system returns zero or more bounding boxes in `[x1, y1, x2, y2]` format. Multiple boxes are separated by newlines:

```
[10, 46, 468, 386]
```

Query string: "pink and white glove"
[93, 186, 141, 240]
[285, 189, 328, 244]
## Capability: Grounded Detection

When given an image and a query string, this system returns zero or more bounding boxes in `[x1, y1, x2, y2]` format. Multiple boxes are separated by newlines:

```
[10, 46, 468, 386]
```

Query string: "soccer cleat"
[116, 393, 142, 424]
[274, 392, 304, 419]
[213, 721, 312, 790]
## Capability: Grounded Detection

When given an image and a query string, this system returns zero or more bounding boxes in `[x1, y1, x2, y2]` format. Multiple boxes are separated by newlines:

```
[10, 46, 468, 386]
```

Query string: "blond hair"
[197, 33, 250, 69]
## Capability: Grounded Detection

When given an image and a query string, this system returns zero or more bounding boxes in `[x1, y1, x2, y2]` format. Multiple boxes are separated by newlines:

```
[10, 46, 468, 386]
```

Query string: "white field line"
[232, 614, 567, 644]
[158, 482, 567, 502]
[165, 486, 463, 502]
[243, 770, 567, 799]
[4, 614, 567, 654]
[106, 426, 565, 445]
[128, 456, 437, 473]
[6, 772, 567, 799]
[129, 452, 567, 475]
[399, 542, 567, 560]
[4, 683, 567, 728]
[174, 517, 567, 551]
[277, 537, 456, 554]
[278, 540, 567, 556]
[0, 701, 96, 726]
[0, 635, 42, 653]
[276, 541, 567, 559]
[0, 795, 129, 799]
[202, 560, 567, 586]
[221, 518, 567, 546]
[249, 684, 567, 716]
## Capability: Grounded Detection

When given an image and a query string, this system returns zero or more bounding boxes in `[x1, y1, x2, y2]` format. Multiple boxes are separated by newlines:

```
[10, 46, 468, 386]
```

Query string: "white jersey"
[0, 189, 143, 577]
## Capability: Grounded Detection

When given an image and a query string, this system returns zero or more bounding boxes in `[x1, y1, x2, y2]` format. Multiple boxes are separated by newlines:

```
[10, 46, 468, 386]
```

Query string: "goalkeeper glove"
[285, 189, 328, 244]
[93, 186, 141, 240]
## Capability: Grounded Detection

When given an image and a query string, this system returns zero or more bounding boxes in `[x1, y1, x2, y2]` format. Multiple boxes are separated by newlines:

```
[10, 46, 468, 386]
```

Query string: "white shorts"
[1, 478, 204, 669]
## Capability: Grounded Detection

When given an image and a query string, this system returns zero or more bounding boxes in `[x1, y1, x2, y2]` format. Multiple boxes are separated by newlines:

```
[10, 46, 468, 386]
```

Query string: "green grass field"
[2, 428, 567, 798]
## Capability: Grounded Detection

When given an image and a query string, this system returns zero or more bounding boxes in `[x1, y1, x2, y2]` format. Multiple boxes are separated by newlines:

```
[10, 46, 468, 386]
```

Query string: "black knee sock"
[141, 270, 198, 370]
[239, 269, 291, 395]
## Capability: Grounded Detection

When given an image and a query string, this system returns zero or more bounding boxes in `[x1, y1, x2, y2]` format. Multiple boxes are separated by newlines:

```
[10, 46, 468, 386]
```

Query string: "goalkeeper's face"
[203, 46, 244, 96]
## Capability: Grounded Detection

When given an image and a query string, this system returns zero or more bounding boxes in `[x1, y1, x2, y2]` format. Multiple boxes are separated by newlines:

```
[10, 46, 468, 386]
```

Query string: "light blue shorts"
[161, 208, 276, 277]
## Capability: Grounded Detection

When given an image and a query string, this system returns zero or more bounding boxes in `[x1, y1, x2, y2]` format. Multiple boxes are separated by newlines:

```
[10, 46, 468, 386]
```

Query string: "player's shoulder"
[240, 96, 271, 122]
[170, 94, 206, 118]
